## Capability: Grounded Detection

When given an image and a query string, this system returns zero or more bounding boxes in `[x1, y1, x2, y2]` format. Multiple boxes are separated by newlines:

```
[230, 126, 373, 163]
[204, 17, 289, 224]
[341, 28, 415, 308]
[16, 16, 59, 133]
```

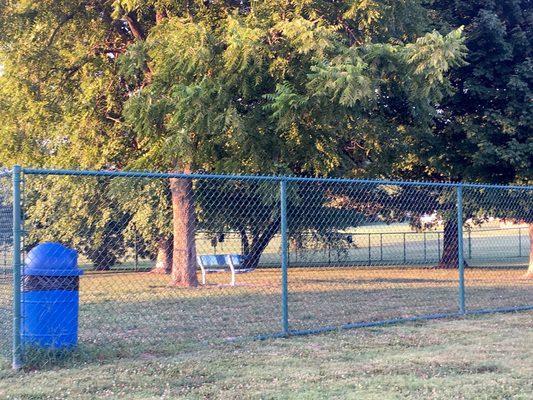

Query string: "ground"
[0, 224, 530, 398]
[0, 311, 531, 399]
[2, 266, 531, 364]
[1, 266, 532, 363]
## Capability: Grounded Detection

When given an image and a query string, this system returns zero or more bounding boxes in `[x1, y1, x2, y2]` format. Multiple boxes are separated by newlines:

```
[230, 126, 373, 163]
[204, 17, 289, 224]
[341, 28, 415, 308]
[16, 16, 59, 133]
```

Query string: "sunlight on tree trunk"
[170, 176, 199, 287]
[150, 237, 173, 274]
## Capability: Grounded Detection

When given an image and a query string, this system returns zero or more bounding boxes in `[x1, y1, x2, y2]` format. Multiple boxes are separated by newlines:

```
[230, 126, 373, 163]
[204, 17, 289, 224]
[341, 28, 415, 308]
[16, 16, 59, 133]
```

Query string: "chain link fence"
[0, 171, 13, 366]
[2, 168, 532, 369]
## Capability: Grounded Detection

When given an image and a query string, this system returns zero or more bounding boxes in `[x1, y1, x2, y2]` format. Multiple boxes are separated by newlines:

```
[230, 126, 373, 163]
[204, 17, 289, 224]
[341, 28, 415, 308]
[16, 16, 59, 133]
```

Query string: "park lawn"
[0, 311, 531, 399]
[0, 266, 531, 371]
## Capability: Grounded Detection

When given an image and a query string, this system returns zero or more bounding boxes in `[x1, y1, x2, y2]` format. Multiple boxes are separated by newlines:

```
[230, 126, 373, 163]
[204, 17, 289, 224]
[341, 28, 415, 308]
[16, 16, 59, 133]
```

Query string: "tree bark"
[93, 262, 110, 271]
[242, 219, 281, 270]
[169, 176, 199, 287]
[437, 218, 462, 269]
[527, 224, 533, 278]
[150, 237, 173, 274]
[91, 246, 116, 270]
[238, 227, 250, 255]
[124, 13, 146, 41]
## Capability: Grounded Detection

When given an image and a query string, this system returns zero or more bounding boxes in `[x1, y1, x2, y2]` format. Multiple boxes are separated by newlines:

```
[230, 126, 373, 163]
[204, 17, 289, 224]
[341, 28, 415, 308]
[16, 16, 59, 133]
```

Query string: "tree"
[110, 178, 174, 273]
[460, 187, 532, 275]
[118, 1, 466, 280]
[0, 1, 467, 283]
[410, 0, 533, 269]
[24, 177, 130, 270]
[0, 1, 140, 269]
[196, 179, 381, 270]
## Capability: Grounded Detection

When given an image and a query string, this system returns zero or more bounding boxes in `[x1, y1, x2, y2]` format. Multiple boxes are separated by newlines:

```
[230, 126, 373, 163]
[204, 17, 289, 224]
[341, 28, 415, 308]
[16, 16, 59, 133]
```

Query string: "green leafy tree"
[0, 1, 466, 283]
[0, 1, 138, 269]
[117, 1, 465, 283]
[25, 177, 130, 270]
[411, 0, 532, 270]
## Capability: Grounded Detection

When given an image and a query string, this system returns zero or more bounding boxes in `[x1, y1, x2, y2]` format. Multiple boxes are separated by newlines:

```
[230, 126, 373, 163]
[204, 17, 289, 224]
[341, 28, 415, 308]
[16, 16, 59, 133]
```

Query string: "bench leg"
[228, 260, 236, 286]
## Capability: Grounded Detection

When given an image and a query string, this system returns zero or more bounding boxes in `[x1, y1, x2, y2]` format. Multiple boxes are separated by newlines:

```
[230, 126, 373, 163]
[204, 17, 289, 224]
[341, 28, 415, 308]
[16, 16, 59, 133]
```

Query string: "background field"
[78, 223, 532, 270]
[1, 311, 531, 399]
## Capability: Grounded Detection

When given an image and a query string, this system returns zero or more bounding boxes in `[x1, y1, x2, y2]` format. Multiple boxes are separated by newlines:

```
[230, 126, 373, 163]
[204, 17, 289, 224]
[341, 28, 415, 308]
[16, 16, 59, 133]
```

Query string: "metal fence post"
[134, 229, 139, 270]
[280, 179, 289, 335]
[468, 230, 472, 259]
[457, 184, 466, 315]
[12, 165, 23, 370]
[423, 232, 427, 263]
[437, 232, 441, 261]
[379, 233, 383, 262]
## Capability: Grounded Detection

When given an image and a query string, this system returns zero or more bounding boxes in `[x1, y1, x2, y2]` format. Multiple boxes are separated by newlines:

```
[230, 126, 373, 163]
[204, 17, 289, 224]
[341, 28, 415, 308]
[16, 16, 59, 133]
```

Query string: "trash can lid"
[25, 242, 83, 276]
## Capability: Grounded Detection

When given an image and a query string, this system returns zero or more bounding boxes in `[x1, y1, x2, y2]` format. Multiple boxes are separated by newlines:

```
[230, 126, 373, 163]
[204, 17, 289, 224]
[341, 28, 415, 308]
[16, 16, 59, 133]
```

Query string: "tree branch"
[45, 4, 86, 50]
[124, 12, 146, 41]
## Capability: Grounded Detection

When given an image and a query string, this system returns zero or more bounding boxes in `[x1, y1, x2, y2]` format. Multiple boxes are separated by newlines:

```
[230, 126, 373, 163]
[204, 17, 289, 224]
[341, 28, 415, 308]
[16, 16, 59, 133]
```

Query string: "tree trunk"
[242, 220, 280, 270]
[437, 218, 462, 269]
[91, 247, 114, 271]
[238, 228, 250, 255]
[93, 263, 110, 271]
[169, 176, 199, 287]
[527, 224, 533, 278]
[150, 237, 173, 274]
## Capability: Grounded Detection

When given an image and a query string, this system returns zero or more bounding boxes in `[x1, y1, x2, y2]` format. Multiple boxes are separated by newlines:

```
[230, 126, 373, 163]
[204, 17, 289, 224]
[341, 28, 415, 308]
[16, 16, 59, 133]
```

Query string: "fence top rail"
[19, 167, 533, 191]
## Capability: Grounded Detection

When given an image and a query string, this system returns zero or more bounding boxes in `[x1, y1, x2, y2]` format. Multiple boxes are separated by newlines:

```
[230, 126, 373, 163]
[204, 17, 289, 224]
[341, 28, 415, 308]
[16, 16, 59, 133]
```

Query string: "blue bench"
[197, 254, 253, 286]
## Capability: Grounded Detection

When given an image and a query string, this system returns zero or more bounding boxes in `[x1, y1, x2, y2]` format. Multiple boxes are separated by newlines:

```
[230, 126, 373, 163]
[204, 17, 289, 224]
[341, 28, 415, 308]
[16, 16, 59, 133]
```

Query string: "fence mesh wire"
[1, 169, 532, 368]
[286, 180, 460, 331]
[0, 172, 12, 364]
[462, 186, 533, 311]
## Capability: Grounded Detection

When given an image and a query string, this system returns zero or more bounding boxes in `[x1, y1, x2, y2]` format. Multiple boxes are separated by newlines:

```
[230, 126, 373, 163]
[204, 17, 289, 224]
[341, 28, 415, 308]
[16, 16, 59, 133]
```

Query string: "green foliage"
[422, 0, 532, 185]
[0, 0, 469, 266]
[25, 177, 130, 270]
[403, 27, 467, 98]
[115, 1, 466, 177]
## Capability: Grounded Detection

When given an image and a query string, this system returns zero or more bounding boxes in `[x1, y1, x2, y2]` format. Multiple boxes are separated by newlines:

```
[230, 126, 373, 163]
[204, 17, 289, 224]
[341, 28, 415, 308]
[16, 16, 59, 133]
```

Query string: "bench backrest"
[226, 254, 244, 268]
[197, 254, 247, 269]
[198, 255, 228, 268]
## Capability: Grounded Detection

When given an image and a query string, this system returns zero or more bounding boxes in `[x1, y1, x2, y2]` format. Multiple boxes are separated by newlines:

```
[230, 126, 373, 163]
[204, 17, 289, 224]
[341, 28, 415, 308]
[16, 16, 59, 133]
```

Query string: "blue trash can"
[21, 242, 83, 349]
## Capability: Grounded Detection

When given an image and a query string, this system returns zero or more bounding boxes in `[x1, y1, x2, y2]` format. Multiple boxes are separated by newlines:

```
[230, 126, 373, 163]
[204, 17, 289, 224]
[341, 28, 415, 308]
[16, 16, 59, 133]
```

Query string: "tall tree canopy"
[421, 0, 532, 185]
[422, 0, 533, 272]
[0, 0, 466, 173]
[0, 1, 468, 284]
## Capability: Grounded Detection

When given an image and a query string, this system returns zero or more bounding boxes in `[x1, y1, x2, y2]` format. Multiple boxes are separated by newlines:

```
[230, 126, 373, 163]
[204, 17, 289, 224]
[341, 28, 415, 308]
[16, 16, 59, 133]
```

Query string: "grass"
[0, 311, 532, 399]
[1, 266, 531, 367]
